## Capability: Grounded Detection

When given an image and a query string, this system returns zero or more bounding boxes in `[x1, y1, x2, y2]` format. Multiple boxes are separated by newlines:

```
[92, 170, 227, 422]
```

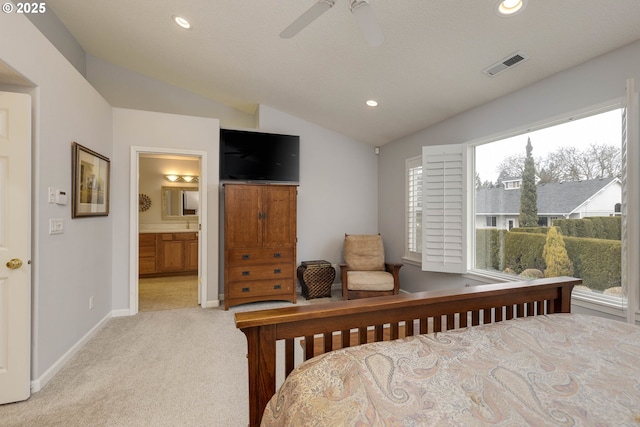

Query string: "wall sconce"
[165, 174, 199, 183]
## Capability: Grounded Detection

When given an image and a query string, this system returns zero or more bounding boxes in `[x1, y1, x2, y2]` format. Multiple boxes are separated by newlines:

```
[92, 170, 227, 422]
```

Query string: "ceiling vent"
[483, 51, 529, 77]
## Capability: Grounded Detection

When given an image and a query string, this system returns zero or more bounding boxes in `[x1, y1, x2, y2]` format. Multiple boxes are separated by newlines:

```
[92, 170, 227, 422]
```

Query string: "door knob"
[6, 258, 23, 270]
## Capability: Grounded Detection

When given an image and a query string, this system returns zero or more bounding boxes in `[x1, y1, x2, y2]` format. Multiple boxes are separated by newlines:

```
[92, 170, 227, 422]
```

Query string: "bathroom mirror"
[161, 186, 199, 219]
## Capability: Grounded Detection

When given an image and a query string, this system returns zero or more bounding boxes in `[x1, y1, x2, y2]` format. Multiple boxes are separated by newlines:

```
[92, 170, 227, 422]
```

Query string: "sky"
[475, 108, 623, 183]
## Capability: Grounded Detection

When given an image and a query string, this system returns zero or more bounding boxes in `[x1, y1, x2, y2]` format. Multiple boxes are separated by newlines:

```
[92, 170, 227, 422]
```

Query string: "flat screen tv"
[220, 129, 300, 183]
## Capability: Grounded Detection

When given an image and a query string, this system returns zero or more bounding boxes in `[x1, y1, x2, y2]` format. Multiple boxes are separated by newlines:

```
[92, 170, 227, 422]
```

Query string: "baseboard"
[111, 308, 131, 318]
[204, 300, 220, 308]
[31, 311, 112, 393]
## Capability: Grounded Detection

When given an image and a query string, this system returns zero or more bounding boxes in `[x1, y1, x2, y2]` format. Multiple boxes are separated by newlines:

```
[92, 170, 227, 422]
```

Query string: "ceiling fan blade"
[280, 0, 335, 39]
[350, 0, 384, 47]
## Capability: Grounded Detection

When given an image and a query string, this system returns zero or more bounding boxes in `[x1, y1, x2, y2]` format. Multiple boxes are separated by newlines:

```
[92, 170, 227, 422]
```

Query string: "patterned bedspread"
[262, 314, 640, 426]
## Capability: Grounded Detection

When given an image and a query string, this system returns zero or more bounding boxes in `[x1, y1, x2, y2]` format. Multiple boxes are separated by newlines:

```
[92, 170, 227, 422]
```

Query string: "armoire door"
[262, 186, 296, 248]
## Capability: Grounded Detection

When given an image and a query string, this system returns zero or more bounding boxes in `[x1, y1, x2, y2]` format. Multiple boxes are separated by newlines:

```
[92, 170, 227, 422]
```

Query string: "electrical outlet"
[89, 296, 94, 310]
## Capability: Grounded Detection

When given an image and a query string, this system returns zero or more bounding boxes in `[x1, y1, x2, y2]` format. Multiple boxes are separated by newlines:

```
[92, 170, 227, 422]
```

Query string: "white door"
[0, 91, 32, 404]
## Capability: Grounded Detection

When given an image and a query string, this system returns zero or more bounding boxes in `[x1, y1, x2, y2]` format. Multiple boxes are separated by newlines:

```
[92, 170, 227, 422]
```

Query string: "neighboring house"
[476, 177, 622, 230]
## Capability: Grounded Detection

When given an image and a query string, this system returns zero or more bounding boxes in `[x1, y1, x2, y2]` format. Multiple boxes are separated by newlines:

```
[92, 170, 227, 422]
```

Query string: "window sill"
[401, 256, 421, 267]
[463, 270, 518, 284]
[466, 270, 639, 323]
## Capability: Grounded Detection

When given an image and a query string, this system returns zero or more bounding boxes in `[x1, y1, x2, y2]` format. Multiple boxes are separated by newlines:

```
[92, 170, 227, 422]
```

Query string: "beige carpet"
[0, 289, 340, 426]
[138, 275, 198, 312]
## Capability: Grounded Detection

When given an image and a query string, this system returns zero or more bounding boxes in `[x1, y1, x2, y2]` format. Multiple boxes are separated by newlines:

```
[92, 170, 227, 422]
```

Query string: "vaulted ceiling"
[43, 0, 640, 145]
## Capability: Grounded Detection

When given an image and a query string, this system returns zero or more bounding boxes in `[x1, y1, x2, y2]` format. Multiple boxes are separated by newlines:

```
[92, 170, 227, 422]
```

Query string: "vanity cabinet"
[139, 233, 157, 275]
[138, 232, 198, 277]
[224, 183, 297, 309]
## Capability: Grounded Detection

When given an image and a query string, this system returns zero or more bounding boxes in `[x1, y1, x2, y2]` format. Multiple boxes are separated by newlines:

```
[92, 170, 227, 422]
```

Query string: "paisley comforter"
[262, 314, 640, 426]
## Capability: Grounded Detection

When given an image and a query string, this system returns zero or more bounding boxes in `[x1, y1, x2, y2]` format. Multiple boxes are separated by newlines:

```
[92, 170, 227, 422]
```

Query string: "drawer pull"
[274, 284, 282, 290]
[241, 254, 251, 260]
[274, 269, 282, 274]
[242, 271, 250, 276]
[274, 253, 282, 258]
[242, 287, 250, 293]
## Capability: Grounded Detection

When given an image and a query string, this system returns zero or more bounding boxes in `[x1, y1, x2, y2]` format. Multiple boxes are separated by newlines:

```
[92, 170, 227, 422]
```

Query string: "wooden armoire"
[223, 183, 298, 310]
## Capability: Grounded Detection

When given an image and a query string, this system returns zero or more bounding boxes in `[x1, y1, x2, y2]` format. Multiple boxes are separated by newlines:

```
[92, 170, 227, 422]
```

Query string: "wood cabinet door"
[157, 238, 186, 271]
[225, 185, 262, 249]
[185, 239, 199, 271]
[262, 185, 296, 248]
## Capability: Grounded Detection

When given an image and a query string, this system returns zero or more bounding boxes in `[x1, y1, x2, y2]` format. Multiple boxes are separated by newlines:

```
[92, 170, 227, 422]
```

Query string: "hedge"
[553, 217, 620, 240]
[475, 229, 507, 271]
[562, 236, 621, 291]
[492, 229, 621, 291]
[503, 232, 547, 273]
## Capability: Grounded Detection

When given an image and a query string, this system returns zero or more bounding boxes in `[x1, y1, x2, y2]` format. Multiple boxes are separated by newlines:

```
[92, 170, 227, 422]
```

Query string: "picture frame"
[71, 142, 110, 218]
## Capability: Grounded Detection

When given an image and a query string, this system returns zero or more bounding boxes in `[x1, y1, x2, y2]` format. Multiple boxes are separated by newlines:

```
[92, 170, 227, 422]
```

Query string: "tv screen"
[220, 129, 300, 183]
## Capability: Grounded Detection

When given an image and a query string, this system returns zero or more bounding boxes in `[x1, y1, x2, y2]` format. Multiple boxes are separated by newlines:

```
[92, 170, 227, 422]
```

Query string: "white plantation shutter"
[422, 144, 466, 273]
[406, 156, 422, 259]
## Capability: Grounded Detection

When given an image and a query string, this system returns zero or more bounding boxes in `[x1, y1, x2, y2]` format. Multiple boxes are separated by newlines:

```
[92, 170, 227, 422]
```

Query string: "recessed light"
[495, 0, 527, 16]
[173, 15, 191, 29]
[366, 100, 378, 107]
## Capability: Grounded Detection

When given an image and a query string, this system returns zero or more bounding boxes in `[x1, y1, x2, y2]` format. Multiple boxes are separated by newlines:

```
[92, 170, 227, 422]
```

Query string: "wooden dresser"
[223, 183, 297, 310]
[138, 231, 198, 277]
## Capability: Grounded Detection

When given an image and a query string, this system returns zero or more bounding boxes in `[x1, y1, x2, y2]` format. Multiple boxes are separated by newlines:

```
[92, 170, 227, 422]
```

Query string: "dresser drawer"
[139, 233, 156, 243]
[228, 279, 294, 299]
[174, 232, 197, 241]
[139, 245, 156, 258]
[139, 257, 156, 274]
[228, 263, 293, 282]
[227, 248, 293, 265]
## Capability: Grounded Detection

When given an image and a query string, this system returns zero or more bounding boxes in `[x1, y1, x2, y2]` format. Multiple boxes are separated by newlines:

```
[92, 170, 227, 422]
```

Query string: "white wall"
[256, 104, 379, 272]
[0, 14, 113, 381]
[379, 39, 640, 293]
[112, 108, 220, 308]
[575, 182, 622, 217]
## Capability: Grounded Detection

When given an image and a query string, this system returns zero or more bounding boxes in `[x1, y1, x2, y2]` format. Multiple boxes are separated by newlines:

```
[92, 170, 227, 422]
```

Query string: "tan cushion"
[346, 271, 394, 291]
[344, 234, 385, 271]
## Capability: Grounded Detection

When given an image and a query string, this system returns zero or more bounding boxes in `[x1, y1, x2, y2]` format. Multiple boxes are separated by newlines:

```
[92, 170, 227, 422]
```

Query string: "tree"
[534, 143, 621, 182]
[542, 226, 574, 277]
[495, 154, 525, 185]
[494, 142, 621, 185]
[519, 138, 538, 227]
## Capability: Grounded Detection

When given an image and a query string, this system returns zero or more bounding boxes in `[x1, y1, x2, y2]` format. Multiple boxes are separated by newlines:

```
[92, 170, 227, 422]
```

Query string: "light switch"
[49, 219, 64, 235]
[48, 187, 56, 203]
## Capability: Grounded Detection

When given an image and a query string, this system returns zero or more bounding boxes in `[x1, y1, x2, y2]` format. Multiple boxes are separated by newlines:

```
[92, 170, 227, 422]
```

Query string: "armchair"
[340, 234, 402, 300]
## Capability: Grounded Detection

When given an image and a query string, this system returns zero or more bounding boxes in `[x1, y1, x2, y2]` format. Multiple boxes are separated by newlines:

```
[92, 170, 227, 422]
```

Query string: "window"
[417, 86, 639, 322]
[486, 216, 497, 227]
[474, 109, 623, 295]
[405, 156, 422, 262]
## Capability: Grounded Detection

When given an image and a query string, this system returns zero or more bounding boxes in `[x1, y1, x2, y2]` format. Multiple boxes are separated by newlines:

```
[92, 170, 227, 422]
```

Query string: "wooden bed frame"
[234, 276, 580, 427]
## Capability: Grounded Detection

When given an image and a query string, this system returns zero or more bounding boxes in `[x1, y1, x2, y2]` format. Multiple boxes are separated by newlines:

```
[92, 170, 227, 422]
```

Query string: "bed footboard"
[234, 276, 579, 427]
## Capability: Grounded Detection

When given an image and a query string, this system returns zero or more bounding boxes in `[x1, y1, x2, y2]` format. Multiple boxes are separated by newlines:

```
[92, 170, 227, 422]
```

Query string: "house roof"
[475, 177, 619, 215]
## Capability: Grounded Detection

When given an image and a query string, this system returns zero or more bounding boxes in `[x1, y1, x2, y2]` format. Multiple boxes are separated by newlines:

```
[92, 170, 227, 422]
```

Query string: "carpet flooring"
[0, 289, 340, 426]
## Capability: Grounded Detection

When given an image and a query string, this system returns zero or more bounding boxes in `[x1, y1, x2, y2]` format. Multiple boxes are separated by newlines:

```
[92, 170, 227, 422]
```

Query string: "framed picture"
[71, 142, 110, 218]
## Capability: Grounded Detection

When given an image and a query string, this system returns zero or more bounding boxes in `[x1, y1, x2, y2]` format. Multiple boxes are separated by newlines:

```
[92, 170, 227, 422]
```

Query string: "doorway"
[129, 147, 207, 315]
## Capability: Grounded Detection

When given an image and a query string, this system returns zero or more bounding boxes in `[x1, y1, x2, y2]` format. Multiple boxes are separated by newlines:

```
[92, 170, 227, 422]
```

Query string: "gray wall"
[25, 11, 86, 76]
[112, 108, 220, 309]
[0, 14, 113, 381]
[379, 39, 640, 294]
[257, 105, 379, 265]
[86, 55, 255, 131]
